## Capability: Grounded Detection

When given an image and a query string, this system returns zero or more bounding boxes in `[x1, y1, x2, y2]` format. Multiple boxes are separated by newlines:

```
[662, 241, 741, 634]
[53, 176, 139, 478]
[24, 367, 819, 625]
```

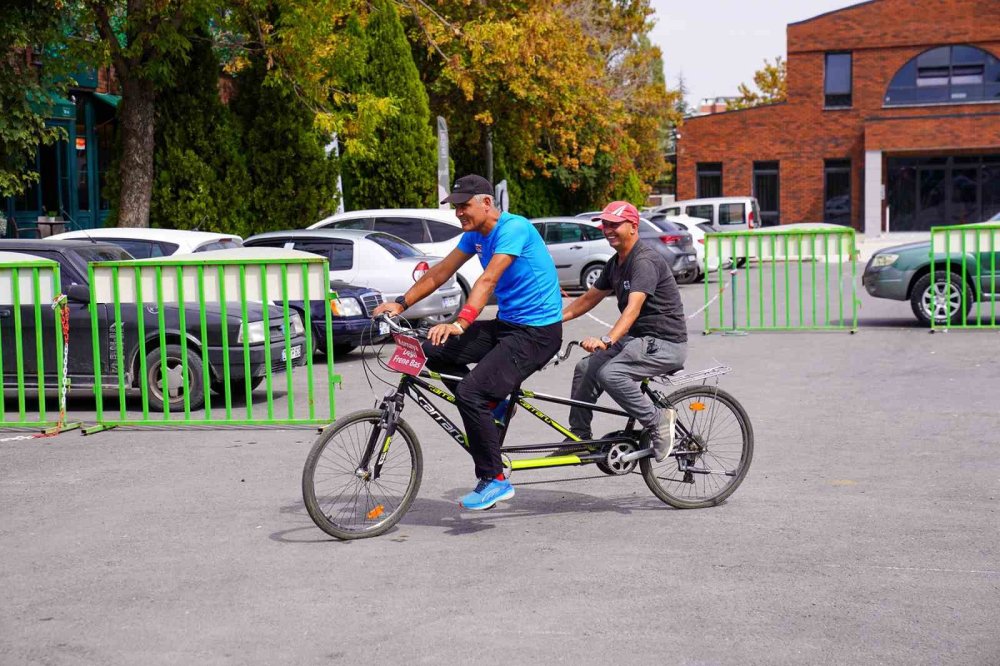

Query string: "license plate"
[687, 256, 696, 262]
[442, 295, 460, 308]
[378, 322, 389, 336]
[281, 345, 303, 362]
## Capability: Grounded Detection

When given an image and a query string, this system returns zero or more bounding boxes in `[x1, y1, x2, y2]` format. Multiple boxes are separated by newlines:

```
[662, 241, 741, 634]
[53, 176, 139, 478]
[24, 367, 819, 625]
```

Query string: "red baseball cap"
[592, 201, 640, 226]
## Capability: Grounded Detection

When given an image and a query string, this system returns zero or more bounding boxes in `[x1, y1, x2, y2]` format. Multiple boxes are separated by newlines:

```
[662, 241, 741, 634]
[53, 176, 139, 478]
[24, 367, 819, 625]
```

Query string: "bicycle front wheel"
[641, 385, 753, 509]
[302, 409, 423, 540]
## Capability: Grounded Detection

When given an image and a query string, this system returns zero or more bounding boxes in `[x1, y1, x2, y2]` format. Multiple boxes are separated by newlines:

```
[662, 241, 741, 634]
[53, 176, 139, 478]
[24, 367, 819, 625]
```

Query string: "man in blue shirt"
[373, 174, 563, 511]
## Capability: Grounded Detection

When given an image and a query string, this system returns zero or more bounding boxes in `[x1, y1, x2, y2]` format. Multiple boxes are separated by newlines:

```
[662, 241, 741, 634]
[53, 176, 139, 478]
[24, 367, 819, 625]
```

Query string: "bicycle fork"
[357, 389, 405, 482]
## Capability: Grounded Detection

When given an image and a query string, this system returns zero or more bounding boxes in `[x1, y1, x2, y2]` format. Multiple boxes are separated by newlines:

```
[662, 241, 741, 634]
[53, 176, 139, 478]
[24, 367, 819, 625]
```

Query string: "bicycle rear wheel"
[303, 409, 423, 539]
[640, 385, 752, 509]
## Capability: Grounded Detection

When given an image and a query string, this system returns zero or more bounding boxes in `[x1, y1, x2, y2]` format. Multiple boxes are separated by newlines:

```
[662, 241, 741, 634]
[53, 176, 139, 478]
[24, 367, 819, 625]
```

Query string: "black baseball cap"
[441, 174, 494, 204]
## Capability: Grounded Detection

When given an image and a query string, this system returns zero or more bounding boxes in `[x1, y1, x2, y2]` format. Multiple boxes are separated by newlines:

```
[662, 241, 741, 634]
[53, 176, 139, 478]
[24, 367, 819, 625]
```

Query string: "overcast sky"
[648, 0, 862, 106]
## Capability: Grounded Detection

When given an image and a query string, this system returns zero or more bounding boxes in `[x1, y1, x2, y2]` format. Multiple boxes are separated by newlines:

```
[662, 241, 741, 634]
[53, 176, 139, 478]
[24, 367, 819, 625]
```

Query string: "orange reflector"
[690, 402, 706, 412]
[366, 505, 385, 520]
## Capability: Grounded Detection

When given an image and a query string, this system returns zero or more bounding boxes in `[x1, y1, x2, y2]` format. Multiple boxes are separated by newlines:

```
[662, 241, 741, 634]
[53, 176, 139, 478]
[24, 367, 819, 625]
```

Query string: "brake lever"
[556, 340, 581, 362]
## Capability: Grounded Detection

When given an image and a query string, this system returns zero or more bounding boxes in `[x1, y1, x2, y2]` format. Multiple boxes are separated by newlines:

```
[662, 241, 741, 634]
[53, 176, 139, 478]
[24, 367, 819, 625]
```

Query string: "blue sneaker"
[491, 398, 510, 424]
[460, 477, 515, 511]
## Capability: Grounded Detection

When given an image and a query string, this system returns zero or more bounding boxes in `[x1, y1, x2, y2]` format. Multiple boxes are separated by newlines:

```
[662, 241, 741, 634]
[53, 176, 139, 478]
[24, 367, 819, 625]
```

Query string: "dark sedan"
[0, 240, 306, 411]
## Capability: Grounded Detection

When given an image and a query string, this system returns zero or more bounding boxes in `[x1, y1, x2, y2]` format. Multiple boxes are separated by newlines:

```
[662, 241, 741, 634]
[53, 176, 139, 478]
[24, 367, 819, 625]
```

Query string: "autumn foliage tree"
[401, 0, 677, 213]
[728, 56, 787, 110]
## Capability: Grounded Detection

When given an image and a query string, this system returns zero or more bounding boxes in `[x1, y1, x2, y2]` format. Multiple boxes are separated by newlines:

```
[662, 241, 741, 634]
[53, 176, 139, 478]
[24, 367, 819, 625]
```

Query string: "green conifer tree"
[232, 57, 339, 234]
[342, 0, 436, 210]
[150, 31, 251, 234]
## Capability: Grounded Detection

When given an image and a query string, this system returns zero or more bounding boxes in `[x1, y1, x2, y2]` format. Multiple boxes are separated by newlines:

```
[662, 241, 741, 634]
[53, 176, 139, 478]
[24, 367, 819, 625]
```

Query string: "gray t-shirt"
[594, 241, 687, 343]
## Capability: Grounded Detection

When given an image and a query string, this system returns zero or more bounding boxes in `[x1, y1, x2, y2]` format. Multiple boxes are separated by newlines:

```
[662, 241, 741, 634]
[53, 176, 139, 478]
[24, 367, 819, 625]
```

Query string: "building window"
[752, 161, 780, 226]
[824, 52, 852, 108]
[824, 159, 851, 225]
[885, 45, 1000, 106]
[697, 162, 722, 198]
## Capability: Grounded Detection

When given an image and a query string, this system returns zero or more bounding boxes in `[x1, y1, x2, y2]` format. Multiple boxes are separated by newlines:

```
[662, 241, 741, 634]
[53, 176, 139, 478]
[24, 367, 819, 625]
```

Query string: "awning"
[27, 90, 76, 119]
[93, 92, 121, 108]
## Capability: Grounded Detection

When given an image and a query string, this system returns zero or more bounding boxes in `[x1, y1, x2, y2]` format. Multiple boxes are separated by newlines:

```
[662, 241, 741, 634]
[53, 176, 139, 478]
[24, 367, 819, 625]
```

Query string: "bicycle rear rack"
[651, 365, 731, 387]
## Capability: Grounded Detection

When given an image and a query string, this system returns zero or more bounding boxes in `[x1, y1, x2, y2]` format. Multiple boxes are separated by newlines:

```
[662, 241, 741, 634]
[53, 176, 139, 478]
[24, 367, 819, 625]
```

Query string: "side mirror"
[66, 284, 90, 304]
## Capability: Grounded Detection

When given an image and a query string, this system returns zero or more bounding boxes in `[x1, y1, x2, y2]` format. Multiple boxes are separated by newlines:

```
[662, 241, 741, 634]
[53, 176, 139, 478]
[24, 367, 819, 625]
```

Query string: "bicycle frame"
[376, 368, 675, 472]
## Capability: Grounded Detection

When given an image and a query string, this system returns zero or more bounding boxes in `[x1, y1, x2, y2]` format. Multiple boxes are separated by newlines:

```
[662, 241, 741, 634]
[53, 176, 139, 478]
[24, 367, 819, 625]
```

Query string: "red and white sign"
[387, 334, 426, 376]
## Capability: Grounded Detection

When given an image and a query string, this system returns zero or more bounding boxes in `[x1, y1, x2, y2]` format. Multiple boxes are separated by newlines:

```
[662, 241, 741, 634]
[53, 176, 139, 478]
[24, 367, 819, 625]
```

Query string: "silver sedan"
[243, 229, 464, 325]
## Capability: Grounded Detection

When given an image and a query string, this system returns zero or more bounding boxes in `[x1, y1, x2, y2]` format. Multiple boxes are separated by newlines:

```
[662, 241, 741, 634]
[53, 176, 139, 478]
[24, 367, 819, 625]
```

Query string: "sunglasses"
[601, 219, 633, 230]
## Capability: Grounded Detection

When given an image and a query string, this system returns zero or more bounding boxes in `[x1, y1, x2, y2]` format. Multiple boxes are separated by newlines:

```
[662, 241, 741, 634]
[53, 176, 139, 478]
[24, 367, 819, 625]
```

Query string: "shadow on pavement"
[271, 475, 678, 543]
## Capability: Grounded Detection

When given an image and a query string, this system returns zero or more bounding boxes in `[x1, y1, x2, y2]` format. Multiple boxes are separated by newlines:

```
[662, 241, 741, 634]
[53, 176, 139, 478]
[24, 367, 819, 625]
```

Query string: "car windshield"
[367, 232, 422, 259]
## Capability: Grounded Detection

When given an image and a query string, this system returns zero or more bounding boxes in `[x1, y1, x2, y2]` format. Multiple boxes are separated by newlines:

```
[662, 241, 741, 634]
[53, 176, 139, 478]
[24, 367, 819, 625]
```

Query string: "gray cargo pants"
[569, 335, 687, 438]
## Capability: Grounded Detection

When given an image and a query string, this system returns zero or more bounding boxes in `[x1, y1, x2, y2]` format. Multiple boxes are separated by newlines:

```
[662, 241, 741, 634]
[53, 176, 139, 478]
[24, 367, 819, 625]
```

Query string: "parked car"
[0, 239, 306, 411]
[862, 212, 1000, 326]
[646, 214, 718, 279]
[314, 283, 389, 356]
[650, 196, 762, 233]
[531, 217, 699, 288]
[243, 229, 463, 325]
[308, 209, 484, 300]
[50, 228, 243, 257]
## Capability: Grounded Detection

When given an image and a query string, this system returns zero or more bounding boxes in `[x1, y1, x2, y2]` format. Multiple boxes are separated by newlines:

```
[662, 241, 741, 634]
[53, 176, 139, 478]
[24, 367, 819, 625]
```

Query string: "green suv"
[862, 212, 1000, 326]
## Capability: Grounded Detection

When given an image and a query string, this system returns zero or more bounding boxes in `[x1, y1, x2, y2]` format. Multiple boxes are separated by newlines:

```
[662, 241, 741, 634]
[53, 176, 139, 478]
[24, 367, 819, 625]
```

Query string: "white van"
[652, 197, 762, 233]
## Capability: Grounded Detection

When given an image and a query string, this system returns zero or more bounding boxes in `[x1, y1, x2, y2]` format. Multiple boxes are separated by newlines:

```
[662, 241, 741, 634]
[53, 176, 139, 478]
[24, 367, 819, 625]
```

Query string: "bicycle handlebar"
[377, 314, 581, 368]
[376, 313, 429, 338]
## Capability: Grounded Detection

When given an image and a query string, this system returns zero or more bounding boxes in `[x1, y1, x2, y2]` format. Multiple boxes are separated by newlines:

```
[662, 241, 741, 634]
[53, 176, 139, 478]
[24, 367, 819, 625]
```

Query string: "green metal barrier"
[84, 250, 338, 432]
[929, 223, 1000, 330]
[0, 254, 78, 432]
[702, 227, 859, 333]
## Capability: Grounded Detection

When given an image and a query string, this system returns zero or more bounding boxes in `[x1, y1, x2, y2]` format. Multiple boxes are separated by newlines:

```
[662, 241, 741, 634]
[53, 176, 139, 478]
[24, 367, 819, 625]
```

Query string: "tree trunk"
[116, 77, 155, 228]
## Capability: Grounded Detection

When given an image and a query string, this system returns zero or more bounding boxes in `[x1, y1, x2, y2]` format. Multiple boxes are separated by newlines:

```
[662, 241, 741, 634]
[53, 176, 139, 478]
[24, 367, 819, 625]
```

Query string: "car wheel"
[210, 375, 265, 397]
[581, 263, 604, 290]
[144, 343, 205, 412]
[332, 343, 358, 357]
[910, 272, 971, 326]
[674, 268, 698, 285]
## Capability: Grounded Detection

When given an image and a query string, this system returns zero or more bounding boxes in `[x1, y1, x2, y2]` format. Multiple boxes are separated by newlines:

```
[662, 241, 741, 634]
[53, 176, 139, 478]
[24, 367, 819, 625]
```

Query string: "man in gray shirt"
[561, 201, 687, 461]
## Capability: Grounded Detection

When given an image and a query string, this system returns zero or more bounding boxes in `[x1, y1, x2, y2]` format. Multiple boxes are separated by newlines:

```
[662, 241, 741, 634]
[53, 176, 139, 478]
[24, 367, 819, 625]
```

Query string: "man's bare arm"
[563, 287, 612, 322]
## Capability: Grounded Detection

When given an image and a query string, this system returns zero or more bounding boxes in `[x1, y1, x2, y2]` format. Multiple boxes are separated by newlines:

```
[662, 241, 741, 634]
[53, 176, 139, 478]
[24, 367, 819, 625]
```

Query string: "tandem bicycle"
[302, 315, 753, 540]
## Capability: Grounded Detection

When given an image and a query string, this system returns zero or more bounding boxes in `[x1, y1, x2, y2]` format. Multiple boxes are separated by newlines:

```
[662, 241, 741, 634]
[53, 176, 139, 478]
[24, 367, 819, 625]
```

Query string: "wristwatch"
[600, 335, 613, 346]
[394, 295, 408, 308]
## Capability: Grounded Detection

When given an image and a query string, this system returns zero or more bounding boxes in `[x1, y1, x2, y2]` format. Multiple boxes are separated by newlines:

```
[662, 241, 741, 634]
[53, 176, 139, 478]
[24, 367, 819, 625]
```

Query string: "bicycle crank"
[604, 442, 640, 475]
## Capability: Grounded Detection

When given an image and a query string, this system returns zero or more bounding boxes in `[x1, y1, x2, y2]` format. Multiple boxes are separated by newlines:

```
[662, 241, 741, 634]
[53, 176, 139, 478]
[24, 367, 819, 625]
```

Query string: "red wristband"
[458, 304, 479, 326]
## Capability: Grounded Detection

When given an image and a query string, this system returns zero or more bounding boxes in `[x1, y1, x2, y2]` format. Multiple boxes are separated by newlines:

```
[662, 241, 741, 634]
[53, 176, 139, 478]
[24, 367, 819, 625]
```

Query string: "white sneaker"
[651, 407, 676, 462]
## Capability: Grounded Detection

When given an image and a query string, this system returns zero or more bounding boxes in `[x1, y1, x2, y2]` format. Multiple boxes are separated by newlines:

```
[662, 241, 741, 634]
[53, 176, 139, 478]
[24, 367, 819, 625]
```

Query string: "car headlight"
[330, 297, 363, 317]
[238, 320, 267, 344]
[289, 312, 305, 336]
[871, 253, 899, 268]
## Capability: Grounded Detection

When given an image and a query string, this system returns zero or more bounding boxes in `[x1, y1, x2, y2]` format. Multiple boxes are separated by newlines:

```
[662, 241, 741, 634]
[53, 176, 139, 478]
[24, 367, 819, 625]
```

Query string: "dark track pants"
[422, 319, 563, 479]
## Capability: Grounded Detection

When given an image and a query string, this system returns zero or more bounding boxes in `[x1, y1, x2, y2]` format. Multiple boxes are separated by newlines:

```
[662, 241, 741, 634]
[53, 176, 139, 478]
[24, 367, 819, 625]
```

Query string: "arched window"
[884, 45, 1000, 106]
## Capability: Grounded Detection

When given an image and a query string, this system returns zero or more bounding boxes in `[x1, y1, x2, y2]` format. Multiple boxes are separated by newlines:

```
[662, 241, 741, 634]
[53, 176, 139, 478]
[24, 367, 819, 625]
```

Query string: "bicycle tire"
[640, 385, 753, 509]
[302, 409, 423, 540]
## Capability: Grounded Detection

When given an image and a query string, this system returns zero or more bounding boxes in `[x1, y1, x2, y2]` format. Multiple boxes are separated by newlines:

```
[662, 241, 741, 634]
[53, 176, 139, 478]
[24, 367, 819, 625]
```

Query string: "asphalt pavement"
[2, 279, 998, 665]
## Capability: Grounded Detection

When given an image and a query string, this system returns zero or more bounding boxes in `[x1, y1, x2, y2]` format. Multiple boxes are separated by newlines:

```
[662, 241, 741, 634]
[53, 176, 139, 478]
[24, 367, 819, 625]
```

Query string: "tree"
[729, 56, 787, 110]
[342, 0, 436, 210]
[64, 0, 395, 228]
[401, 0, 678, 212]
[149, 30, 252, 235]
[67, 2, 226, 227]
[0, 2, 67, 198]
[232, 56, 340, 233]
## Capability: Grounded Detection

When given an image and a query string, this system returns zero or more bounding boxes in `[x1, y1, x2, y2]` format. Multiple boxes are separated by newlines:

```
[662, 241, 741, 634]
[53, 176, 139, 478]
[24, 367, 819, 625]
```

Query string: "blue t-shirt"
[457, 212, 562, 326]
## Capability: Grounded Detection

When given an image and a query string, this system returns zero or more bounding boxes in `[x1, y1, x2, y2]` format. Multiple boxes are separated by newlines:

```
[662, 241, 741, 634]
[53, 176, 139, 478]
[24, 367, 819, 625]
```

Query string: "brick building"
[676, 0, 1000, 234]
